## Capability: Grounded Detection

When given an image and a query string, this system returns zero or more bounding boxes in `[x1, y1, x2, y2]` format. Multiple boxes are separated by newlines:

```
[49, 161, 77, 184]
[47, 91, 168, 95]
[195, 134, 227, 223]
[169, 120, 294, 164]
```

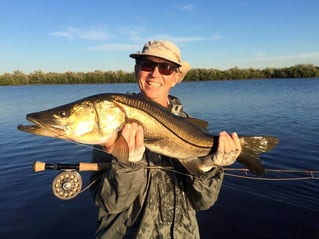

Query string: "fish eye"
[57, 111, 68, 118]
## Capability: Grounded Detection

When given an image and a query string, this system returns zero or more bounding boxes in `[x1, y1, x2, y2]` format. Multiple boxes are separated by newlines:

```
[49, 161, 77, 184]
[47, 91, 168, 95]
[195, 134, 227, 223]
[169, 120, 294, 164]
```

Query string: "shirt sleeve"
[186, 167, 224, 211]
[91, 145, 147, 214]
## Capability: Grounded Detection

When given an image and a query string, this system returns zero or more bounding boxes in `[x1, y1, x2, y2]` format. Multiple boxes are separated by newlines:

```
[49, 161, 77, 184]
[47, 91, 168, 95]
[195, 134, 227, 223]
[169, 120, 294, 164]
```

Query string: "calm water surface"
[0, 78, 318, 239]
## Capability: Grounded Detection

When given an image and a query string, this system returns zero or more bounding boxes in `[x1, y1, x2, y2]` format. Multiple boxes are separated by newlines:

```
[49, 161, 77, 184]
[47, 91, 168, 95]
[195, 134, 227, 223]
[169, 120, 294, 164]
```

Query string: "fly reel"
[33, 161, 110, 200]
[52, 170, 82, 200]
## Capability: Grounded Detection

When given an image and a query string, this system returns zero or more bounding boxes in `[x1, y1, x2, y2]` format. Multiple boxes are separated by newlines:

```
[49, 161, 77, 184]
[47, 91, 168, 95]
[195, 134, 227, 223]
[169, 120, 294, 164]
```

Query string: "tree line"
[0, 64, 318, 86]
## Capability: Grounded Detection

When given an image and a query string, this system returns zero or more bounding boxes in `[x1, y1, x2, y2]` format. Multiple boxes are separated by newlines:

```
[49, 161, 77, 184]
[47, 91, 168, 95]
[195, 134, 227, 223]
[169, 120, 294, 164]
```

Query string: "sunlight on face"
[136, 56, 181, 107]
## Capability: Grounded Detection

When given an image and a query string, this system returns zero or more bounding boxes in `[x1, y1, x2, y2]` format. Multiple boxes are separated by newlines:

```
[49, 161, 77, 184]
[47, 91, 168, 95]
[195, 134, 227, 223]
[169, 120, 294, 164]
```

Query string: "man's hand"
[198, 131, 242, 172]
[104, 122, 145, 162]
[213, 131, 242, 167]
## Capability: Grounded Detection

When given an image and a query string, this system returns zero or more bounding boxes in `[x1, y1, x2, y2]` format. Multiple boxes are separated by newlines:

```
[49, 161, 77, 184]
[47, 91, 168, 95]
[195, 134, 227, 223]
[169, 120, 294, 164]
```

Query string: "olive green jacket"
[91, 96, 224, 239]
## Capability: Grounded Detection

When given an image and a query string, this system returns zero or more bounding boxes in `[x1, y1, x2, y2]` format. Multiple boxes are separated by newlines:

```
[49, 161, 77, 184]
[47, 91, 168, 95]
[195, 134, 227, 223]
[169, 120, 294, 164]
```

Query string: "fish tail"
[237, 150, 266, 176]
[237, 136, 279, 176]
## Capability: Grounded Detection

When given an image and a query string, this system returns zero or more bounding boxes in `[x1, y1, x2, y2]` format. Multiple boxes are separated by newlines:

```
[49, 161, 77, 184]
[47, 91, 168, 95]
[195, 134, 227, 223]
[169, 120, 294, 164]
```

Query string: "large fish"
[17, 93, 279, 176]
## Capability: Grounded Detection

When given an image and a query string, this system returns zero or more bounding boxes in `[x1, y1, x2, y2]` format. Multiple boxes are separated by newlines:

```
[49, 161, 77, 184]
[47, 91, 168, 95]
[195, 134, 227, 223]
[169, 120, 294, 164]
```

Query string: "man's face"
[135, 56, 181, 107]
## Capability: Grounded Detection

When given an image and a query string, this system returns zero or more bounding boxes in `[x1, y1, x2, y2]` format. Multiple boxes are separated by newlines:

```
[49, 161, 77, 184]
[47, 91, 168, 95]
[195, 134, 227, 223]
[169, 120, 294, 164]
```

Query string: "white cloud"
[143, 34, 223, 44]
[180, 4, 195, 11]
[151, 35, 204, 43]
[49, 26, 111, 41]
[210, 34, 224, 40]
[86, 43, 140, 51]
[231, 52, 319, 69]
[85, 33, 225, 52]
[49, 25, 224, 53]
[253, 52, 319, 62]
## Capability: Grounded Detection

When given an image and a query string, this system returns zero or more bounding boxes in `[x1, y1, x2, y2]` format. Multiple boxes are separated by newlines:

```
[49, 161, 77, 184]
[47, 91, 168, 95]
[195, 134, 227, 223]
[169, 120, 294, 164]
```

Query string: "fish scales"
[109, 94, 214, 149]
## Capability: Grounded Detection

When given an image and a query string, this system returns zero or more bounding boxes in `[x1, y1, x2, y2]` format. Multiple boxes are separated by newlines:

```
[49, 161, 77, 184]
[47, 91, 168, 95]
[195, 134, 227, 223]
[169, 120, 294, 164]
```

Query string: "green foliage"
[0, 64, 318, 86]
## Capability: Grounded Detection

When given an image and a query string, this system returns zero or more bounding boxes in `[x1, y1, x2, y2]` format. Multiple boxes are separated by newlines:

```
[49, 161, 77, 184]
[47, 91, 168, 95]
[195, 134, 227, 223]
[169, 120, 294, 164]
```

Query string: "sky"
[1, 0, 318, 74]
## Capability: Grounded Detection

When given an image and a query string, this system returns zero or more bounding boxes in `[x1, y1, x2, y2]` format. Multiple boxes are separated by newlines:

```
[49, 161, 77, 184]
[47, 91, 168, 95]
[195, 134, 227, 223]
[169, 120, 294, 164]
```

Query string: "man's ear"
[171, 72, 181, 87]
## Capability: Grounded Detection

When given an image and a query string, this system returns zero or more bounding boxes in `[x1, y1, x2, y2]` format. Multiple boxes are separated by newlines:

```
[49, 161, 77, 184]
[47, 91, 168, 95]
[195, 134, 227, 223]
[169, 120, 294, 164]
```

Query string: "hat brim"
[178, 61, 191, 83]
[130, 53, 182, 67]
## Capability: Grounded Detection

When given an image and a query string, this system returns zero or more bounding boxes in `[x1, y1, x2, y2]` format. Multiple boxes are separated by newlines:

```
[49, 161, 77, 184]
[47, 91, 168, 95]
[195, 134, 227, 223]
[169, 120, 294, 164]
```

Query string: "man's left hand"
[213, 131, 242, 167]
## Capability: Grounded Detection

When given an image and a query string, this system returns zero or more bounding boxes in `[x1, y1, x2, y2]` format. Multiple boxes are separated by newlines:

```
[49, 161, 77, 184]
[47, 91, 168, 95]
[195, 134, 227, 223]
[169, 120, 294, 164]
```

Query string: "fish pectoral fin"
[112, 134, 129, 164]
[237, 150, 265, 176]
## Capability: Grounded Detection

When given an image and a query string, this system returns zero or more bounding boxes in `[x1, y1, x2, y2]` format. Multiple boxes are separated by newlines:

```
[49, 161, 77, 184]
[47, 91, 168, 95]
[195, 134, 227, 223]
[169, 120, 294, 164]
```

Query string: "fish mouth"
[17, 116, 66, 138]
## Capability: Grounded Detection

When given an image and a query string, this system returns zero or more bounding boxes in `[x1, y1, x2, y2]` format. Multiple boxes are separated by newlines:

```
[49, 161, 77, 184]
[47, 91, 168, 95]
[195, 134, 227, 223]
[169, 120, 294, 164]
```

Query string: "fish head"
[18, 99, 126, 145]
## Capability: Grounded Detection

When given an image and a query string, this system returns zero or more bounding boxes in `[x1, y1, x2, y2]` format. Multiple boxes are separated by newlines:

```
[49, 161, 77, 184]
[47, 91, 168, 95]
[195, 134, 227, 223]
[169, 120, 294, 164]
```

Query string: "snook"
[17, 93, 279, 176]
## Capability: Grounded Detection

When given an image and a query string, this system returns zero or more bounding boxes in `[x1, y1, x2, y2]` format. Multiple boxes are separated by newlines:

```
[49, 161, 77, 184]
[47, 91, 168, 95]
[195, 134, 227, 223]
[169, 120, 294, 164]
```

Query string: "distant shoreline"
[1, 64, 318, 86]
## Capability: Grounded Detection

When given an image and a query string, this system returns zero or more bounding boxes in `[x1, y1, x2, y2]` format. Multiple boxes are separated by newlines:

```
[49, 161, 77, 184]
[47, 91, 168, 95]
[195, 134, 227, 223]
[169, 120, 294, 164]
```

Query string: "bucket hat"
[130, 40, 191, 82]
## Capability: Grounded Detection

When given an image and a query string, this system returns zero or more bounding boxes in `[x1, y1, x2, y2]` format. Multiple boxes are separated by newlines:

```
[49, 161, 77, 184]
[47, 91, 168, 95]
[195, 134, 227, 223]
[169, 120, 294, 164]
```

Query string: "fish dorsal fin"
[185, 118, 209, 129]
[111, 134, 129, 164]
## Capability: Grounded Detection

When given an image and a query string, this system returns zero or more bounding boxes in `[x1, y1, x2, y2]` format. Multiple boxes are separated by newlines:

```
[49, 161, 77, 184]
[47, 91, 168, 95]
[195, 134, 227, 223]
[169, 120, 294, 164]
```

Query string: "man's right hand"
[104, 122, 145, 162]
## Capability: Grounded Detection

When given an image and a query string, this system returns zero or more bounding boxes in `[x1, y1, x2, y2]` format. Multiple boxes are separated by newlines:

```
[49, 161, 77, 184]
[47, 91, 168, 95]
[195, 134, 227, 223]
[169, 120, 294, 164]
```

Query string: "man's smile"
[147, 80, 162, 88]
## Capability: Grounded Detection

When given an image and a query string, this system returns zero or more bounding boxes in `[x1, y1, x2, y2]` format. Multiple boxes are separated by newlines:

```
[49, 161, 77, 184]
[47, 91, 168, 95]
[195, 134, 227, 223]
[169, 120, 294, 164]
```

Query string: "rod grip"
[32, 161, 111, 172]
[33, 161, 46, 172]
[79, 162, 111, 171]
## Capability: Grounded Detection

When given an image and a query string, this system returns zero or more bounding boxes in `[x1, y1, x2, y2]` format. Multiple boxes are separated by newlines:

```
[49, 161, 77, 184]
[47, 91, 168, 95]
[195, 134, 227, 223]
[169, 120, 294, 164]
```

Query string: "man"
[92, 40, 241, 238]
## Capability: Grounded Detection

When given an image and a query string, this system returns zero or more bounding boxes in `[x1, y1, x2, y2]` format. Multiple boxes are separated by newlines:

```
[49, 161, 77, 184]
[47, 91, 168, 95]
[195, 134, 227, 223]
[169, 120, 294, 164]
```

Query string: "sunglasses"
[138, 60, 179, 75]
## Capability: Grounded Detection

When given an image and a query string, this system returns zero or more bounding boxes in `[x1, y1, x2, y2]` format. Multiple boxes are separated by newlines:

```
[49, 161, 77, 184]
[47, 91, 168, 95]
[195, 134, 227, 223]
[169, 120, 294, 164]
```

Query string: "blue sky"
[1, 0, 318, 74]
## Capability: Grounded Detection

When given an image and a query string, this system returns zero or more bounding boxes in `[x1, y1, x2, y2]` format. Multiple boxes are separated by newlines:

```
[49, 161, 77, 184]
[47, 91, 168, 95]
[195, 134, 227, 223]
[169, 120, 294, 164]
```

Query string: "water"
[0, 79, 318, 239]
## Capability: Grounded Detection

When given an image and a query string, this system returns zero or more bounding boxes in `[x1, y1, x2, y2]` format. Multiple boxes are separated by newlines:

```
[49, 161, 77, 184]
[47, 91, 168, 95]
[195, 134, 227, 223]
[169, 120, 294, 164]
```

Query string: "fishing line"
[142, 166, 319, 212]
[78, 166, 319, 197]
[80, 165, 319, 212]
[224, 168, 319, 181]
[143, 166, 319, 180]
[222, 183, 319, 212]
[66, 141, 319, 181]
[80, 175, 99, 193]
[64, 140, 99, 151]
[49, 140, 319, 205]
